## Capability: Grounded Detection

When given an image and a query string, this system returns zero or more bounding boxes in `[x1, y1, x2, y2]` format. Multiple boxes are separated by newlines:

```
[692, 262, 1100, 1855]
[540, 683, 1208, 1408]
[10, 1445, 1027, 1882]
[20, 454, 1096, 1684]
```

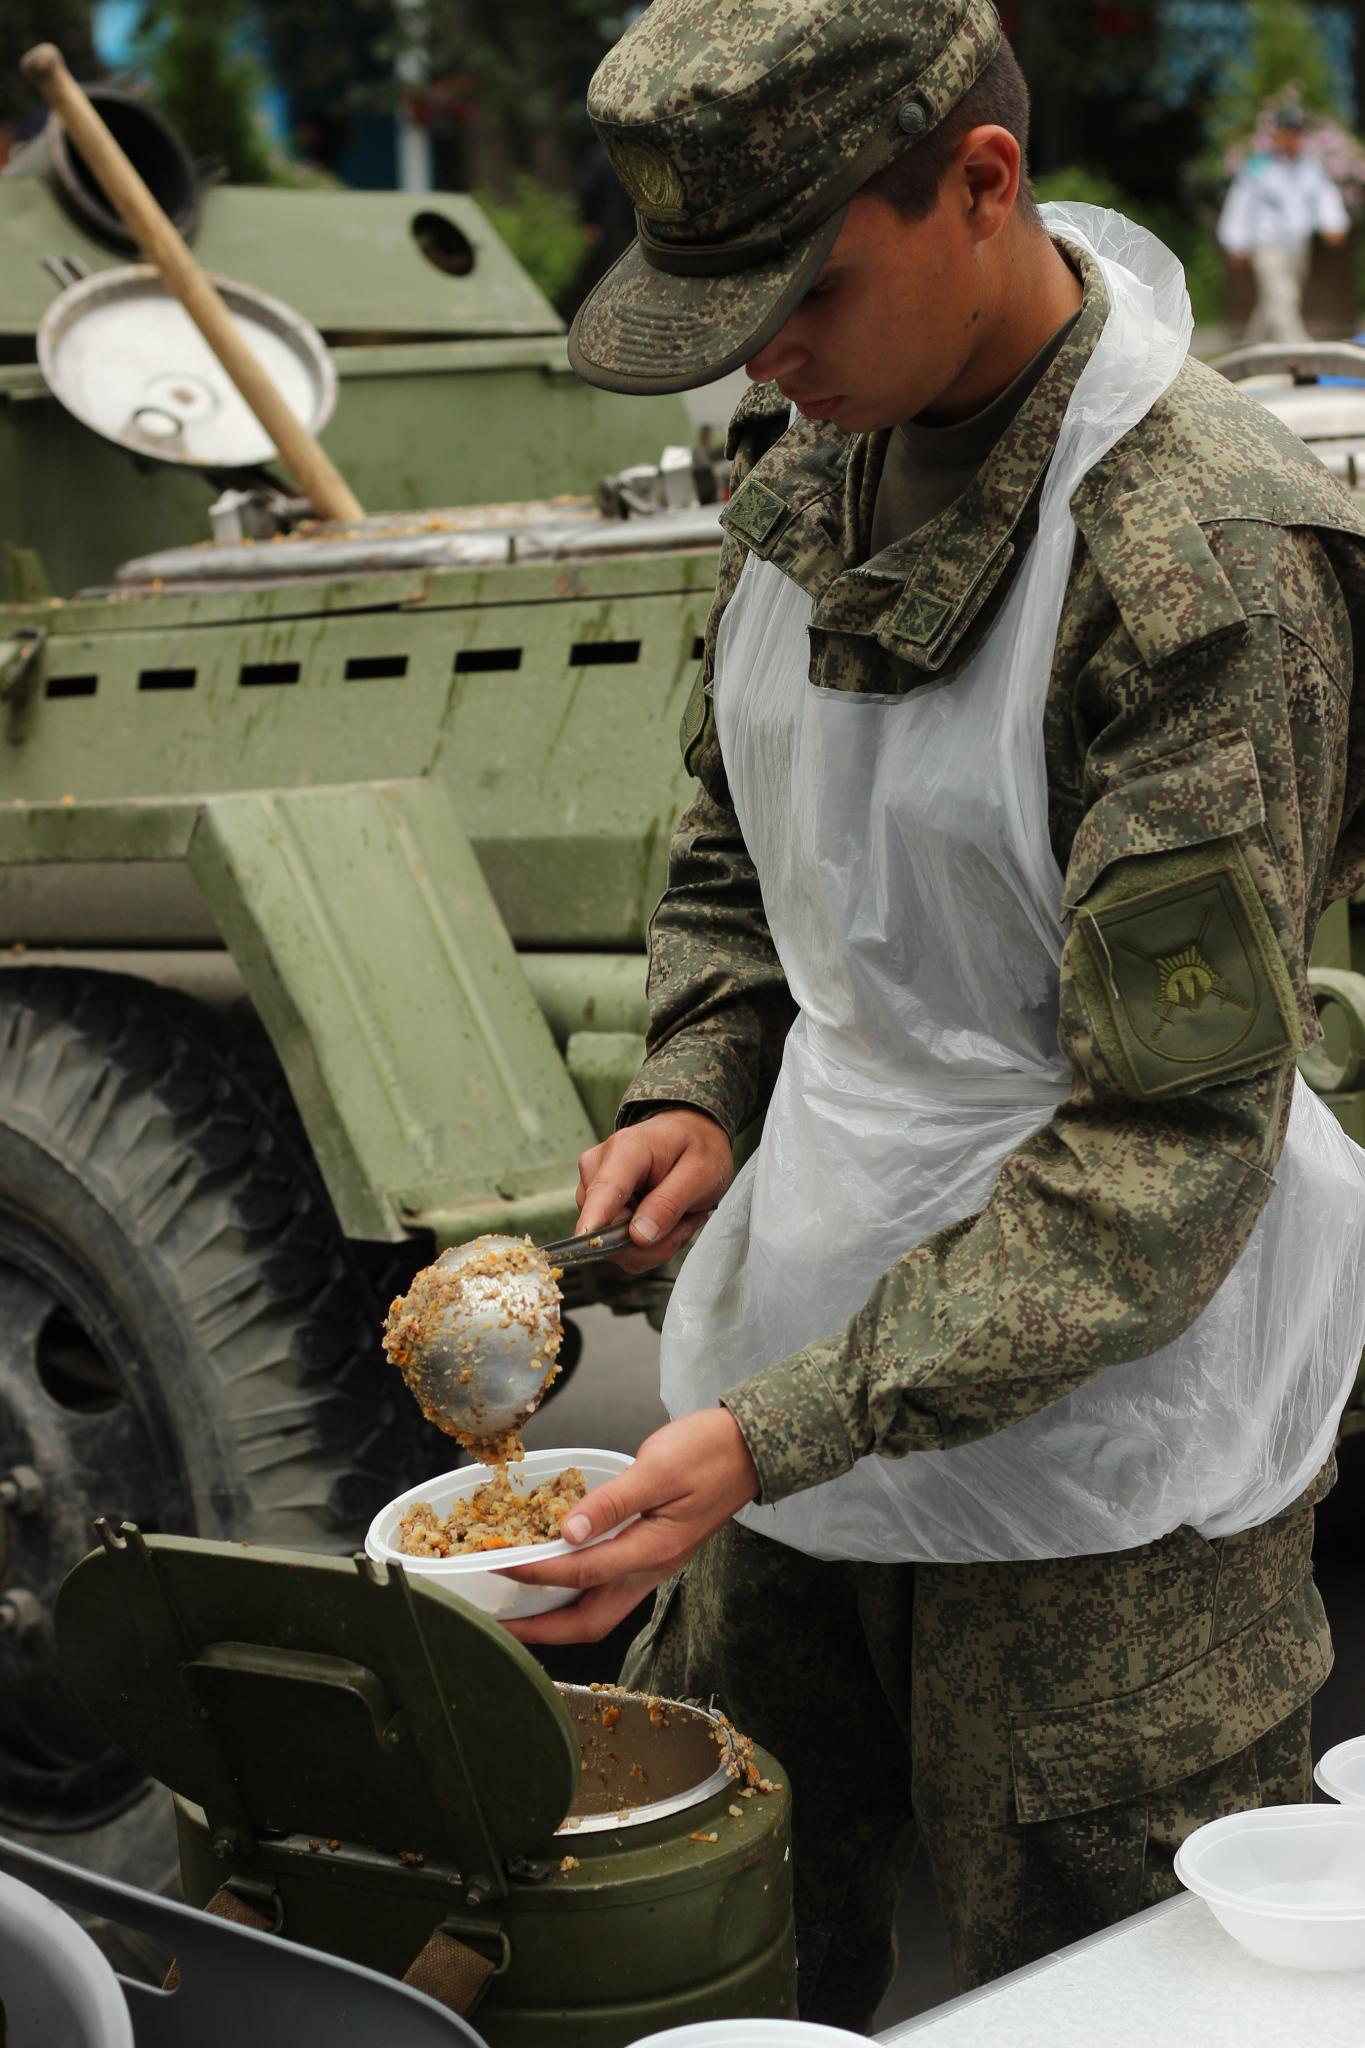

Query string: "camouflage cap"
[569, 0, 1003, 395]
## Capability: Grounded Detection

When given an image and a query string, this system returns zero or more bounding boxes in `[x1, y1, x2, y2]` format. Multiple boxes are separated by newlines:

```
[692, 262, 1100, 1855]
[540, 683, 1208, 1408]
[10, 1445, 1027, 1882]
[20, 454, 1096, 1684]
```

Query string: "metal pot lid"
[37, 264, 337, 472]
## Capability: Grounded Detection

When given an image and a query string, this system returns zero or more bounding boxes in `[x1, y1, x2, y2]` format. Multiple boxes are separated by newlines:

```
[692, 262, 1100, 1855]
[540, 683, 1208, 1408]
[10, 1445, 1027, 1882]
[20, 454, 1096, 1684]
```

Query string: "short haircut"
[864, 44, 1038, 225]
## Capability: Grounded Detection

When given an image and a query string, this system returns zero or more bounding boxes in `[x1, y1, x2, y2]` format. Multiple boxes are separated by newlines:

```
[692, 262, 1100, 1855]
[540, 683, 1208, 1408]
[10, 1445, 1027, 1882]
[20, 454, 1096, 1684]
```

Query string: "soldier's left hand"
[502, 1408, 759, 1643]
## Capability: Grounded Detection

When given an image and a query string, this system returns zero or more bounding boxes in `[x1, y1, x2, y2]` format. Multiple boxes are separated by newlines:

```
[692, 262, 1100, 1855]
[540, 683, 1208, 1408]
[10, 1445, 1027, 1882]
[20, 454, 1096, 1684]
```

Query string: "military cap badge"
[606, 138, 687, 221]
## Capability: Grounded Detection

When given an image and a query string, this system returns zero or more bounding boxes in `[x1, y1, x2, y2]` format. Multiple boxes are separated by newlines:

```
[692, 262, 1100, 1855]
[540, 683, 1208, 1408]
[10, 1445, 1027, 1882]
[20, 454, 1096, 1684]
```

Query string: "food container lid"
[37, 264, 337, 472]
[54, 1521, 580, 1898]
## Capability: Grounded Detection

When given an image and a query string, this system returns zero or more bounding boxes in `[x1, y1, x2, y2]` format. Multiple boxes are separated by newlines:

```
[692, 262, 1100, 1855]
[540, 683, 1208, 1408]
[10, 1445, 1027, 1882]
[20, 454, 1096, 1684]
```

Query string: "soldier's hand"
[576, 1109, 733, 1272]
[503, 1407, 759, 1644]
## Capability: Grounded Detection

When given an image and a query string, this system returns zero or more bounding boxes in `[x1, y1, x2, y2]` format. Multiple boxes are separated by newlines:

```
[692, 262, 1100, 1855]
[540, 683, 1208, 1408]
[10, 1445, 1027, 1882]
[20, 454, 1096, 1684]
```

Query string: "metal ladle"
[384, 1224, 633, 1442]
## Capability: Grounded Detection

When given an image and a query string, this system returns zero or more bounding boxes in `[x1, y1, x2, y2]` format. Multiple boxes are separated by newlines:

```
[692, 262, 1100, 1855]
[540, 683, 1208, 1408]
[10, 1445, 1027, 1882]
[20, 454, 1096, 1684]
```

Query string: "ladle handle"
[540, 1223, 636, 1269]
[20, 42, 364, 525]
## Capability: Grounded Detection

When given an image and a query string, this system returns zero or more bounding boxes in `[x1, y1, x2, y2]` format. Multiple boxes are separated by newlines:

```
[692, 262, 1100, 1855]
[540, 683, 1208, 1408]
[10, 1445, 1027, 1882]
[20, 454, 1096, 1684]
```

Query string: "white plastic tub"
[1316, 1736, 1365, 1809]
[1174, 1804, 1365, 1971]
[630, 2025, 865, 2046]
[365, 1447, 634, 1619]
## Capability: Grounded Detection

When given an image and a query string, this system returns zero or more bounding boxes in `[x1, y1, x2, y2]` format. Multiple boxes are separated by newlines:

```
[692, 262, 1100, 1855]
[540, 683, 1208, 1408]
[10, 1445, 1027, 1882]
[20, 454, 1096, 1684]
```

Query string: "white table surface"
[876, 1894, 1365, 2047]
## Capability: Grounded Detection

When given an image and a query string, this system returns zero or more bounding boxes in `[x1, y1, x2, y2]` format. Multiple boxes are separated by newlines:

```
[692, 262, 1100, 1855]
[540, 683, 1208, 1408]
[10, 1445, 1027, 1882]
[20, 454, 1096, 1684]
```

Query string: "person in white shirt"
[1217, 106, 1350, 343]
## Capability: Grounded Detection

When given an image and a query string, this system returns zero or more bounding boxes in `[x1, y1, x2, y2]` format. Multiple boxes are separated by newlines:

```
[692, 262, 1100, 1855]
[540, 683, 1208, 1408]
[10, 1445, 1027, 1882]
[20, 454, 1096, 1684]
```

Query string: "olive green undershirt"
[867, 309, 1082, 557]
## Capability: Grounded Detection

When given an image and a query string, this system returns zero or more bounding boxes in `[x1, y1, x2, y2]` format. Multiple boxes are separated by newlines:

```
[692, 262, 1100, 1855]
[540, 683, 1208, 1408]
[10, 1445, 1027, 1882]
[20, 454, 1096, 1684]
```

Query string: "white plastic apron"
[660, 206, 1365, 1563]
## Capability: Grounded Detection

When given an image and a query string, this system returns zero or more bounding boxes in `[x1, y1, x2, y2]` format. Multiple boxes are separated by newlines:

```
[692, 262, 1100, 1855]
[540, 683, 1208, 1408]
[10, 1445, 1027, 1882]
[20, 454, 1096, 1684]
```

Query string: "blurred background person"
[1218, 104, 1350, 342]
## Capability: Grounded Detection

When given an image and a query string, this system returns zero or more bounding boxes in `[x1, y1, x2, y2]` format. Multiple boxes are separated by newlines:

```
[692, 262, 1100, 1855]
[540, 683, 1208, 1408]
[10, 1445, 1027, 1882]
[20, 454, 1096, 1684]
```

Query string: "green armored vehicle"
[0, 485, 722, 1876]
[1, 84, 694, 593]
[0, 66, 729, 1882]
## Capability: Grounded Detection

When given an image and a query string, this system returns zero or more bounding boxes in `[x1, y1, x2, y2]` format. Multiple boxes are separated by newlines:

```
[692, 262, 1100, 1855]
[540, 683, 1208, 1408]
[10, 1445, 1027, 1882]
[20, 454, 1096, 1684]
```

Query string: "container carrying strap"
[162, 1884, 272, 1989]
[165, 1888, 497, 2019]
[402, 1923, 498, 2016]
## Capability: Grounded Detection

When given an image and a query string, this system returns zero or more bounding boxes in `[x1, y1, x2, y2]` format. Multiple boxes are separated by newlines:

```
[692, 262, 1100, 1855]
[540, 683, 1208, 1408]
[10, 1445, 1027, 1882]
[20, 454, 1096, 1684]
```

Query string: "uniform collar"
[721, 240, 1114, 675]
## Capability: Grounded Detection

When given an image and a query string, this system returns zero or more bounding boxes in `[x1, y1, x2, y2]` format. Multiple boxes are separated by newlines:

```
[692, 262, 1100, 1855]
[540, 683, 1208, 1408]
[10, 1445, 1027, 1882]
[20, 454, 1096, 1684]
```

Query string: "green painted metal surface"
[0, 181, 560, 340]
[0, 350, 693, 595]
[0, 542, 712, 1243]
[188, 780, 596, 1242]
[0, 177, 693, 593]
[0, 552, 711, 951]
[519, 954, 649, 1044]
[567, 1032, 650, 1144]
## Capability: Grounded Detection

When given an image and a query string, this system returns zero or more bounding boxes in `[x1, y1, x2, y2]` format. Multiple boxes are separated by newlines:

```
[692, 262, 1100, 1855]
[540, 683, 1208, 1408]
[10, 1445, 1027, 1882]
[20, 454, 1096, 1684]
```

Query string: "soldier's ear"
[955, 125, 1021, 241]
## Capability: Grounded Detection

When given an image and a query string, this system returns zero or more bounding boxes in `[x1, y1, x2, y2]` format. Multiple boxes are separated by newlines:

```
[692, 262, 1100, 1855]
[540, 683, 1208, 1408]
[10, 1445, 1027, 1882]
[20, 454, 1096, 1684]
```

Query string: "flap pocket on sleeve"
[679, 669, 715, 780]
[1062, 731, 1310, 1096]
[1062, 732, 1265, 912]
[1010, 1570, 1330, 1825]
[1071, 459, 1247, 671]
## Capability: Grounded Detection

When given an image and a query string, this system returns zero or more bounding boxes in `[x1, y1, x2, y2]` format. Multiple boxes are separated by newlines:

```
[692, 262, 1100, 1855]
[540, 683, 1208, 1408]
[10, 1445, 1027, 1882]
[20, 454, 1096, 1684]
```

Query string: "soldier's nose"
[745, 327, 807, 385]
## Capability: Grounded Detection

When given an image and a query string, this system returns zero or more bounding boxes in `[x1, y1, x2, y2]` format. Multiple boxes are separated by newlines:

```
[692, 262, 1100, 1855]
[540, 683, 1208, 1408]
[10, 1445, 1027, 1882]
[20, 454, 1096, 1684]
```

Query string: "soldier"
[511, 0, 1365, 2028]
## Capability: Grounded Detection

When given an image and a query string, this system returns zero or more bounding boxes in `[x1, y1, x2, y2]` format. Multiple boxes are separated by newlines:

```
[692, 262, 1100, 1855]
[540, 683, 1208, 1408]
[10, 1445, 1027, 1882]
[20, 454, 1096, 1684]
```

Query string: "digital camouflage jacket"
[620, 246, 1365, 1506]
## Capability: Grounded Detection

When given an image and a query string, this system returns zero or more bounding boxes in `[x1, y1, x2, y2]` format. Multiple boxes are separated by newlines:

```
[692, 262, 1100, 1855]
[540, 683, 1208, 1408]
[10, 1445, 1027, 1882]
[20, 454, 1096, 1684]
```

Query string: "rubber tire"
[0, 967, 425, 1881]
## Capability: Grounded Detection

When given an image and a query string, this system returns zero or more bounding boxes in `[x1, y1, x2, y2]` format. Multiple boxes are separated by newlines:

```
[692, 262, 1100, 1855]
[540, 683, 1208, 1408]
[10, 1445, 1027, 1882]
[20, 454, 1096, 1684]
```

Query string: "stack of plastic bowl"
[1315, 1735, 1365, 1810]
[1174, 1803, 1365, 1970]
[365, 1447, 634, 1619]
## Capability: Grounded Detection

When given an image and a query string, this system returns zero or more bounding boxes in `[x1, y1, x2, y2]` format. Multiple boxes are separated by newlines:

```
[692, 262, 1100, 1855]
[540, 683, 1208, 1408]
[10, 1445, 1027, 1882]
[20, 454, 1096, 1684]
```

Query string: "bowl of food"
[1174, 1804, 1365, 1971]
[364, 1447, 634, 1619]
[1316, 1736, 1365, 1809]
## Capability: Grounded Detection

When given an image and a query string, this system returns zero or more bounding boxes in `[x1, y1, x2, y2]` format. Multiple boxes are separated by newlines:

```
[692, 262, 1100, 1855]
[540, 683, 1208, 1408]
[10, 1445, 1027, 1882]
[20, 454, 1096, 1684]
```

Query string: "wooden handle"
[21, 43, 364, 523]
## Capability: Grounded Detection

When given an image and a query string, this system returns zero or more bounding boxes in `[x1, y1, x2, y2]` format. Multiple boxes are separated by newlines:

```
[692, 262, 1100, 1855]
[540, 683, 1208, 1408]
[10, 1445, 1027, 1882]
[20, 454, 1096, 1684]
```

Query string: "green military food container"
[54, 1522, 796, 2046]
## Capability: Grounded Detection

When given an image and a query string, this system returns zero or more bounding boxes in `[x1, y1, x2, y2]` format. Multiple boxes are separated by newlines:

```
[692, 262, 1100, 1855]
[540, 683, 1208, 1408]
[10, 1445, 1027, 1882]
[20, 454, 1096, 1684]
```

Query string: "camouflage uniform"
[616, 265, 1365, 2027]
[623, 253, 1365, 1490]
[623, 1476, 1329, 2023]
[567, 0, 1365, 2029]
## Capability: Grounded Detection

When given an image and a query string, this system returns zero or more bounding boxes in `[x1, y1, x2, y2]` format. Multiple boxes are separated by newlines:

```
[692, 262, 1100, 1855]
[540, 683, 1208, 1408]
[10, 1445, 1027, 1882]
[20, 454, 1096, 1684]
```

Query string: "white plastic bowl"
[1174, 1804, 1365, 1971]
[365, 1447, 634, 1619]
[629, 2025, 866, 2046]
[1316, 1735, 1365, 1809]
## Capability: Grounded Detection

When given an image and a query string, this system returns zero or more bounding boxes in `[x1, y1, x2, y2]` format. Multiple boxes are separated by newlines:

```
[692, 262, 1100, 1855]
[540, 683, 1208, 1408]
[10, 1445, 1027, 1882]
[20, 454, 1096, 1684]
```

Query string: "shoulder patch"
[1073, 838, 1301, 1097]
[1072, 453, 1247, 670]
[723, 478, 792, 551]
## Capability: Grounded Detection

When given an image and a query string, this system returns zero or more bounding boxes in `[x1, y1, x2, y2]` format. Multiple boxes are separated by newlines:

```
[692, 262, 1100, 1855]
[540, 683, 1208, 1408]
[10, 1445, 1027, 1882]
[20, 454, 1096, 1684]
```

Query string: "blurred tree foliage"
[1032, 163, 1225, 327]
[137, 0, 388, 184]
[137, 0, 271, 182]
[260, 0, 394, 120]
[1206, 0, 1343, 149]
[477, 171, 584, 304]
[0, 2, 96, 124]
[1009, 0, 1162, 175]
[419, 0, 630, 174]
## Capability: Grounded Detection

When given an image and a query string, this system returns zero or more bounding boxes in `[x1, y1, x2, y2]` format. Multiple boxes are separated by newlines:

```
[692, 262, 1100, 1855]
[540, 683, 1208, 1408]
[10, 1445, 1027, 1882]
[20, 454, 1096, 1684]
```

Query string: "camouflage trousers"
[621, 1462, 1334, 2034]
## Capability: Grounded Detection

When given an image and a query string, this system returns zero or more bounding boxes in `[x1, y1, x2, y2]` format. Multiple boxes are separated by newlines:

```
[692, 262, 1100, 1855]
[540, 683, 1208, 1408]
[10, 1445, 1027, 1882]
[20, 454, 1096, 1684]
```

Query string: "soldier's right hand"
[576, 1109, 733, 1272]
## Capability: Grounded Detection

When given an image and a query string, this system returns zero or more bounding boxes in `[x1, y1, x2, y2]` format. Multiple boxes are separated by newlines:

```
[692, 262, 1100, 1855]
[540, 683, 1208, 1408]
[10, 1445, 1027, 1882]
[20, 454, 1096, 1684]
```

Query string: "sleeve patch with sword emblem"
[1072, 837, 1303, 1098]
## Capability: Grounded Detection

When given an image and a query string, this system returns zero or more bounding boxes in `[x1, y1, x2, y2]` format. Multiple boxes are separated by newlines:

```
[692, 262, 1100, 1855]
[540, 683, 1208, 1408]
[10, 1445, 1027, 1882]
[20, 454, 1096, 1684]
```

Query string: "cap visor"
[568, 210, 845, 396]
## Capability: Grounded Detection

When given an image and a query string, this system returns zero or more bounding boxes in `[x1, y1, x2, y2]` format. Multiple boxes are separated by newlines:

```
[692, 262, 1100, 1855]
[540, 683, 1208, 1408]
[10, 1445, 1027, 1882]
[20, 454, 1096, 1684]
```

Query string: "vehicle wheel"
[0, 967, 424, 1873]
